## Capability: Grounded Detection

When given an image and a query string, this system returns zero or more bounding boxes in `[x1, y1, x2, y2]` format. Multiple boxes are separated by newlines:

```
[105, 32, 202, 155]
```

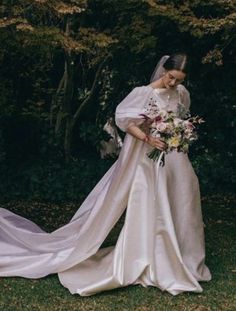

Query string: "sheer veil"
[150, 55, 170, 83]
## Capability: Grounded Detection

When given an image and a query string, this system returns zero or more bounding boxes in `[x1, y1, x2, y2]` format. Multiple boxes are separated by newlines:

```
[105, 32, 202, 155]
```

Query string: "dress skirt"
[0, 85, 212, 296]
[58, 141, 212, 296]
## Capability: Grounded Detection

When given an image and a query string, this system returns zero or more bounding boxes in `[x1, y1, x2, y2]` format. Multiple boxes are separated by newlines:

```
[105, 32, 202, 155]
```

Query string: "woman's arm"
[126, 123, 167, 151]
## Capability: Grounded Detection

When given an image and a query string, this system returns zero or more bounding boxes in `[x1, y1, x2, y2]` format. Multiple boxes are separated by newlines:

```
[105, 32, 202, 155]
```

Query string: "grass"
[0, 194, 235, 311]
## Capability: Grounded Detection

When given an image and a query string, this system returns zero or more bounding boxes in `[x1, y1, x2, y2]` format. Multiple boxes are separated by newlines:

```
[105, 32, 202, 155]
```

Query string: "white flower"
[159, 110, 168, 120]
[165, 122, 174, 132]
[173, 118, 183, 127]
[150, 129, 161, 138]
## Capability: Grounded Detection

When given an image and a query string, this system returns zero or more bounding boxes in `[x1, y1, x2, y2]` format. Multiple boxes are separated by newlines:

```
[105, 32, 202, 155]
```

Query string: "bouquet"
[140, 109, 205, 166]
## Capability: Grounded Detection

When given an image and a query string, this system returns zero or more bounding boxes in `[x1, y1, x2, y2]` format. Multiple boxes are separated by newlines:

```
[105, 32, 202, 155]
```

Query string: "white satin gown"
[0, 84, 212, 296]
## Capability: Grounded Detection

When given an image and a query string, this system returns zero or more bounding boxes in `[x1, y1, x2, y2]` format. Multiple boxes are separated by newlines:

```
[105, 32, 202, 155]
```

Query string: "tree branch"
[72, 55, 109, 128]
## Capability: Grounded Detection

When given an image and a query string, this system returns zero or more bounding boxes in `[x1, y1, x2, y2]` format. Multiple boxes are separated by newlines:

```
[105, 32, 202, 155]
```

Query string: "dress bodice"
[153, 88, 179, 111]
[115, 84, 190, 133]
[144, 85, 190, 119]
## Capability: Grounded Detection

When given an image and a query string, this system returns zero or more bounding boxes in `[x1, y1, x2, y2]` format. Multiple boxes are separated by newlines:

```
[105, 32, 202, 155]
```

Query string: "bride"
[0, 53, 212, 296]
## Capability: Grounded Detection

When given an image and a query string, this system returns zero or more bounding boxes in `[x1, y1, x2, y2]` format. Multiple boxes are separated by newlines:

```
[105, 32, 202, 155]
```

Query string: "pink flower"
[183, 120, 194, 129]
[156, 122, 167, 132]
[155, 115, 162, 122]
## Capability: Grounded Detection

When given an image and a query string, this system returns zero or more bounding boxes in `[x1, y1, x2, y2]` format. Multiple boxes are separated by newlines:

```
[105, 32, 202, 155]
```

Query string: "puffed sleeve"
[115, 86, 153, 132]
[177, 84, 191, 118]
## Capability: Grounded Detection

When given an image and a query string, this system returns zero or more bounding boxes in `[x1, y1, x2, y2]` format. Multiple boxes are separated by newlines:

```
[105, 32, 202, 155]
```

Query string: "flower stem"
[147, 149, 165, 166]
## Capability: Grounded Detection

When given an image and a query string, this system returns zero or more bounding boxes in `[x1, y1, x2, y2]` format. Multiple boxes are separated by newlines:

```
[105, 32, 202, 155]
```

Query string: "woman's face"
[162, 70, 186, 89]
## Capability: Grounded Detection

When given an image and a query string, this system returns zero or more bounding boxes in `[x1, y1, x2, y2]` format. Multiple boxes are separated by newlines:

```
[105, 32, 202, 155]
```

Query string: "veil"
[100, 55, 170, 157]
[150, 55, 170, 83]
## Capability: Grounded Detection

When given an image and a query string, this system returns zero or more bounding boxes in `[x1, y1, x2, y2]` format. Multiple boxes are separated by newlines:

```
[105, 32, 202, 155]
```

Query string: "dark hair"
[163, 53, 188, 73]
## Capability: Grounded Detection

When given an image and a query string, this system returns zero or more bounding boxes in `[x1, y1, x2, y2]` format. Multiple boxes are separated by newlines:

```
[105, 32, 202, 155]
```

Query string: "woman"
[0, 53, 212, 296]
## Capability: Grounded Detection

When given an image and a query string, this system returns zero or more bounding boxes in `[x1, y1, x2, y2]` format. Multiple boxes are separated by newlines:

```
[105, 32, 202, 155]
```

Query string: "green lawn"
[0, 194, 235, 311]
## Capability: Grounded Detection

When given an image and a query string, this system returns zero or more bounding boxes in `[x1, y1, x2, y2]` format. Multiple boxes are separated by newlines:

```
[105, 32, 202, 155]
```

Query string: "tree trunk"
[53, 16, 75, 162]
[52, 17, 109, 162]
[53, 72, 66, 131]
[63, 51, 75, 162]
[64, 116, 73, 164]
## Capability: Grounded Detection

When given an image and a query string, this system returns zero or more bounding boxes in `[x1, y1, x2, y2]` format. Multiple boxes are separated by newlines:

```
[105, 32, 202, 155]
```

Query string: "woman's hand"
[126, 124, 167, 151]
[146, 136, 167, 151]
[139, 119, 153, 134]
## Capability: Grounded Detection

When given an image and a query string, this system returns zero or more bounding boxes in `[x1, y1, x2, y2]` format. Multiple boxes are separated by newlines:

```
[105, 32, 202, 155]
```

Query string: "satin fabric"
[0, 85, 212, 296]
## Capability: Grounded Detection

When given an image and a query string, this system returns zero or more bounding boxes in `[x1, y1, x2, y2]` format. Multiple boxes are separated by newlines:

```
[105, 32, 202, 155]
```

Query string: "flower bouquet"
[140, 109, 205, 166]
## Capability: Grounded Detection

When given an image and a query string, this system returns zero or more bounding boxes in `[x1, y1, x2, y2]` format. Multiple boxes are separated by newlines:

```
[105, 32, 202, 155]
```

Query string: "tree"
[0, 0, 235, 198]
[0, 0, 116, 161]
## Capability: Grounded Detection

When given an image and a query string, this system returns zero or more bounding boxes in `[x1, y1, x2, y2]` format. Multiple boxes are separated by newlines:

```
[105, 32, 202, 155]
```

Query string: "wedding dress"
[0, 84, 212, 296]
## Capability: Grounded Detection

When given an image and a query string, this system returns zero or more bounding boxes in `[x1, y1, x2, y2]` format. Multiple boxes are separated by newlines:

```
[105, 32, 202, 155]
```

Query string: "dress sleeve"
[178, 84, 191, 118]
[115, 86, 153, 132]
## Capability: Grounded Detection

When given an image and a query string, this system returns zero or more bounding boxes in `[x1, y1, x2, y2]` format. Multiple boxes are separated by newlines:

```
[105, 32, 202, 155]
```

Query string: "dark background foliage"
[0, 0, 235, 203]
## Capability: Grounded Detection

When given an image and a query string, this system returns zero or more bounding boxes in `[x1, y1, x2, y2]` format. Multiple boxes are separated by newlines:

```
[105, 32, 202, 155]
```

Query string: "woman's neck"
[149, 78, 165, 89]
